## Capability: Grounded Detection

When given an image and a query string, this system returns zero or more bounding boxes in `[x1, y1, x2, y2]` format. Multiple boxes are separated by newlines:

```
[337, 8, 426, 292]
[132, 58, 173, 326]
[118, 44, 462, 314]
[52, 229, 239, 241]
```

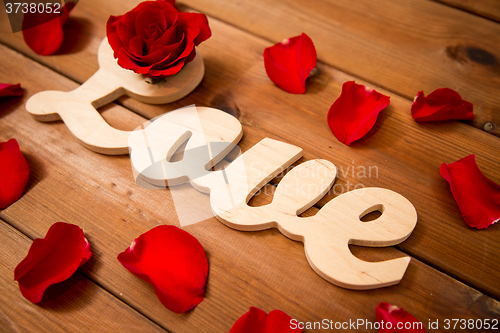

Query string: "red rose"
[106, 0, 211, 78]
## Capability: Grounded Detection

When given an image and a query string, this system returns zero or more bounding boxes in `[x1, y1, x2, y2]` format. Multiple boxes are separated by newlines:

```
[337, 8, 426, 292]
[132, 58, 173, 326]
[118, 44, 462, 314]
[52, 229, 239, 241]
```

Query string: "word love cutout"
[26, 38, 418, 290]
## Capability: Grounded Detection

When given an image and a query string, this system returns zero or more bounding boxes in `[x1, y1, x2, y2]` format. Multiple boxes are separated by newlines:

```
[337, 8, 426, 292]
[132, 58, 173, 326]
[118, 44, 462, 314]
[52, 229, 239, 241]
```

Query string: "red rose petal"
[411, 88, 474, 122]
[0, 139, 30, 209]
[0, 83, 23, 98]
[117, 21, 138, 47]
[145, 39, 184, 64]
[116, 48, 141, 70]
[327, 81, 390, 145]
[135, 8, 167, 41]
[14, 222, 92, 303]
[263, 33, 317, 94]
[178, 12, 211, 45]
[151, 20, 179, 47]
[376, 302, 426, 333]
[22, 2, 75, 55]
[117, 225, 208, 313]
[230, 307, 302, 333]
[146, 60, 185, 77]
[129, 36, 146, 57]
[106, 16, 124, 50]
[440, 154, 500, 229]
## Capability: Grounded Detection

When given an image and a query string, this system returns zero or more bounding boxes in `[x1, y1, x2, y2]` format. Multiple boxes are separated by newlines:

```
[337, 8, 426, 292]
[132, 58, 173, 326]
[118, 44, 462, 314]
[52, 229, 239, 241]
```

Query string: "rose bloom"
[106, 0, 211, 78]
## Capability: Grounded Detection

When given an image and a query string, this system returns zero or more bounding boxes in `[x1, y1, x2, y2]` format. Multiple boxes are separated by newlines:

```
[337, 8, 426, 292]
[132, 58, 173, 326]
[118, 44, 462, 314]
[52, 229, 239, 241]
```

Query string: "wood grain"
[0, 42, 499, 332]
[0, 219, 167, 333]
[434, 0, 500, 23]
[1, 0, 499, 298]
[180, 0, 500, 136]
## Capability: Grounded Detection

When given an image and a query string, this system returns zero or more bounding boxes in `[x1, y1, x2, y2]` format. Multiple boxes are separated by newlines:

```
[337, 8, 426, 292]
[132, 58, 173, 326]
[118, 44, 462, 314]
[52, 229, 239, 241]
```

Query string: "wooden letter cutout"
[194, 145, 417, 289]
[25, 38, 205, 154]
[129, 105, 243, 187]
[25, 39, 418, 289]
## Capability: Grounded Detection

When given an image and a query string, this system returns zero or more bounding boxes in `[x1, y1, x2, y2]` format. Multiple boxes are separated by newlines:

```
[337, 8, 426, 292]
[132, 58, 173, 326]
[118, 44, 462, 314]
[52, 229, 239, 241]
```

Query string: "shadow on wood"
[39, 272, 96, 312]
[57, 17, 93, 55]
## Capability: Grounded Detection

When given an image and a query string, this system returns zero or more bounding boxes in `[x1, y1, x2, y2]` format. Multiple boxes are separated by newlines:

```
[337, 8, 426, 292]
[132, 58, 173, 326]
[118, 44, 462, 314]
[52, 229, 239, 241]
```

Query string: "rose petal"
[411, 88, 474, 122]
[0, 139, 30, 209]
[116, 48, 141, 70]
[230, 307, 302, 333]
[145, 37, 185, 64]
[117, 21, 138, 48]
[14, 222, 92, 303]
[152, 16, 179, 46]
[135, 8, 167, 41]
[145, 59, 185, 77]
[0, 83, 23, 98]
[106, 17, 125, 56]
[327, 81, 390, 145]
[123, 25, 183, 65]
[177, 12, 211, 45]
[164, 29, 193, 60]
[117, 225, 208, 313]
[440, 154, 500, 229]
[263, 33, 317, 94]
[185, 48, 197, 63]
[128, 36, 146, 57]
[376, 302, 426, 333]
[22, 3, 75, 55]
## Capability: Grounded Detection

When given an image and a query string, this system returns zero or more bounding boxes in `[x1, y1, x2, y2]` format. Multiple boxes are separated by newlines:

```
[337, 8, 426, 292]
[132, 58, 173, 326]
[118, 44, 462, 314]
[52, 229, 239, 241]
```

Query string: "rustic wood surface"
[434, 0, 500, 23]
[1, 0, 500, 332]
[183, 0, 500, 136]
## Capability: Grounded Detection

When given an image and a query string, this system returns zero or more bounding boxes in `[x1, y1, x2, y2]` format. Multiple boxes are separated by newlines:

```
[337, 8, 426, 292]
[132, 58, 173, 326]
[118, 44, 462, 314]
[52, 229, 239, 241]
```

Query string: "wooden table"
[1, 0, 499, 332]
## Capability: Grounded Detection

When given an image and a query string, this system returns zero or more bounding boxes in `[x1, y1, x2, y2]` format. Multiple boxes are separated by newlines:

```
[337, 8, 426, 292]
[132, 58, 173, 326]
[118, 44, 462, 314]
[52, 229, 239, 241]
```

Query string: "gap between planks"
[432, 0, 500, 23]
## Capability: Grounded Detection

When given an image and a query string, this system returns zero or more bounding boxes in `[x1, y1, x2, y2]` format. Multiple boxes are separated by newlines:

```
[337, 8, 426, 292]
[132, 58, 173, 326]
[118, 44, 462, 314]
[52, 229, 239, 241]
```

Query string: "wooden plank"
[0, 43, 499, 332]
[0, 0, 499, 299]
[178, 0, 500, 136]
[0, 219, 167, 333]
[434, 0, 500, 23]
